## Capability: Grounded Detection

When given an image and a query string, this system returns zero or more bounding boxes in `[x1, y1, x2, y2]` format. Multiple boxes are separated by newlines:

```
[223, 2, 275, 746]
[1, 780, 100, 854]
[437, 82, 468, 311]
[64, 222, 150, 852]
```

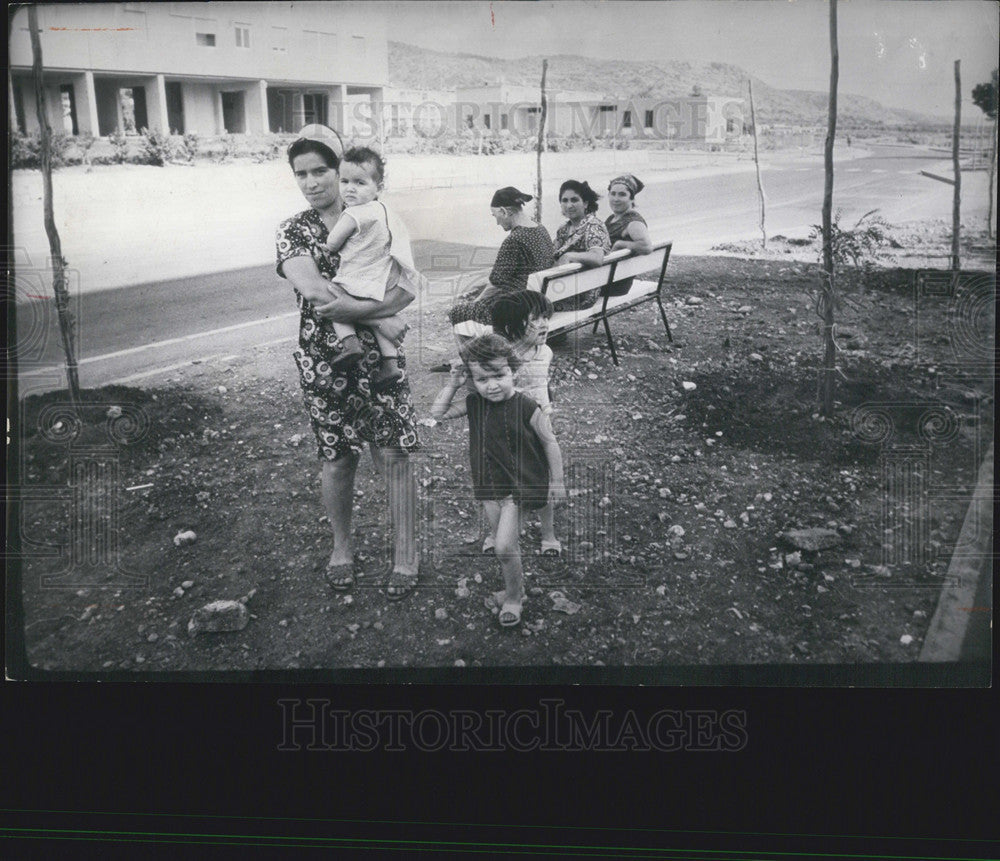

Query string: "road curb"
[918, 441, 994, 663]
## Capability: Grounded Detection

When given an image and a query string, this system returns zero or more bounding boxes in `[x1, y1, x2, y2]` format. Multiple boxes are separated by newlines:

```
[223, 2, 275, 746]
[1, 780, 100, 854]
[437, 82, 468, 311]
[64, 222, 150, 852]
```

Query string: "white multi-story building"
[9, 2, 388, 136]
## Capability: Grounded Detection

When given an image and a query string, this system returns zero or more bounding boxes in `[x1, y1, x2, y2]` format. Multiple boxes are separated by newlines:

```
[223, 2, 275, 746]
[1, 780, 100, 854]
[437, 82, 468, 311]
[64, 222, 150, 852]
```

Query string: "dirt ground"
[14, 224, 995, 673]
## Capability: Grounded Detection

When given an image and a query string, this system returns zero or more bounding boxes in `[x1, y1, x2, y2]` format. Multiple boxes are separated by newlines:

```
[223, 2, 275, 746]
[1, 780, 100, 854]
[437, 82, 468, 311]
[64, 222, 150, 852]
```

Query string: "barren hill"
[388, 41, 939, 129]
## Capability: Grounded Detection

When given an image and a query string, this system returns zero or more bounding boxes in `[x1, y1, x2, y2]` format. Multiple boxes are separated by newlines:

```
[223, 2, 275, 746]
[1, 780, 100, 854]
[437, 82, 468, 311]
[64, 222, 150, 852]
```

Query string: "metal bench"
[525, 240, 674, 365]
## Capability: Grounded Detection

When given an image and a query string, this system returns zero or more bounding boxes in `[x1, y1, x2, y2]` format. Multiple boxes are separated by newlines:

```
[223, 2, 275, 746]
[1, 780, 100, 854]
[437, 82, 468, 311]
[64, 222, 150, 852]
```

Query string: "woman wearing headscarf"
[275, 124, 420, 600]
[447, 186, 554, 340]
[605, 174, 653, 254]
[603, 173, 655, 296]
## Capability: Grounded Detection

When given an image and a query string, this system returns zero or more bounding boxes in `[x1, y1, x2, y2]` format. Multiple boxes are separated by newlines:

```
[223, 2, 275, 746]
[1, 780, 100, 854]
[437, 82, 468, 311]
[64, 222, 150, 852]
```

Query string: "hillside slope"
[388, 41, 939, 128]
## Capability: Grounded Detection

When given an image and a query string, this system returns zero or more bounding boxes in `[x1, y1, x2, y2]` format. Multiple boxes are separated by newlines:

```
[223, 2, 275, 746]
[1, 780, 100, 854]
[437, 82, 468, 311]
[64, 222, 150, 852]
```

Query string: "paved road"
[14, 145, 975, 390]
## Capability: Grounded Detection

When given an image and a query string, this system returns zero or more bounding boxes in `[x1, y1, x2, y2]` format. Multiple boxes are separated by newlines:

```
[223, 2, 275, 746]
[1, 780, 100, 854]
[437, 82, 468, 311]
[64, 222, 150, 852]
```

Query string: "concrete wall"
[9, 2, 388, 87]
[181, 83, 221, 135]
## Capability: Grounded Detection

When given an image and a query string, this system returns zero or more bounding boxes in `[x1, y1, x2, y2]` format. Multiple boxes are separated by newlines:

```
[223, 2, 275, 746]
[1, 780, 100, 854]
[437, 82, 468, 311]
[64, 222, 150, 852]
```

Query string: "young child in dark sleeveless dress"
[431, 334, 566, 628]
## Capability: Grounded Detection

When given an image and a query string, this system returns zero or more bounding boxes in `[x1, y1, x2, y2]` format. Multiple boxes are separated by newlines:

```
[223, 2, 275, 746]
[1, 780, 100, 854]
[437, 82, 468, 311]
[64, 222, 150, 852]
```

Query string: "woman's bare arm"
[611, 220, 654, 254]
[559, 247, 605, 268]
[282, 255, 414, 323]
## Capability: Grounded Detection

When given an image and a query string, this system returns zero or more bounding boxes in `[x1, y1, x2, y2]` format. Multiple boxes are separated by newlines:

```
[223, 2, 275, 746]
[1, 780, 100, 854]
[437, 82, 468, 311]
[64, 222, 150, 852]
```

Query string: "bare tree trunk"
[535, 59, 548, 224]
[952, 60, 962, 270]
[988, 113, 997, 240]
[29, 5, 81, 406]
[819, 0, 839, 418]
[748, 79, 766, 248]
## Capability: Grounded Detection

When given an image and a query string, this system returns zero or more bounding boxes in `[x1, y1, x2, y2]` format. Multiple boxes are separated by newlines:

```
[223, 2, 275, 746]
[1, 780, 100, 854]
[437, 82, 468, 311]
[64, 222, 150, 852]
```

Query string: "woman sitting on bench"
[552, 179, 612, 311]
[447, 186, 554, 343]
[604, 173, 654, 296]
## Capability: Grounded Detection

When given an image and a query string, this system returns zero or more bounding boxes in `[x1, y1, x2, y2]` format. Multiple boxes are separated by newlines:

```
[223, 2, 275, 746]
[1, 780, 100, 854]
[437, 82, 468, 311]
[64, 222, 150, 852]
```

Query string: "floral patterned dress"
[552, 213, 612, 311]
[276, 208, 419, 461]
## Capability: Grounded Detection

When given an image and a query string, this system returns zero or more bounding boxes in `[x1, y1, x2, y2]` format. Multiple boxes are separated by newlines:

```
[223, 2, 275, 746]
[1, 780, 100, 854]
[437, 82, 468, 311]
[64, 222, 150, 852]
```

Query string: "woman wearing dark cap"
[447, 186, 554, 340]
[552, 179, 612, 310]
[275, 124, 420, 600]
[606, 174, 653, 254]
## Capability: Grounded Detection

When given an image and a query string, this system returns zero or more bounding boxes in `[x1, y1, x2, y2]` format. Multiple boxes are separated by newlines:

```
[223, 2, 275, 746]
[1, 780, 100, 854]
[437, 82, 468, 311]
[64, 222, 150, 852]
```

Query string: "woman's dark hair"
[559, 179, 600, 214]
[491, 291, 554, 341]
[458, 333, 521, 373]
[342, 146, 387, 184]
[287, 138, 340, 170]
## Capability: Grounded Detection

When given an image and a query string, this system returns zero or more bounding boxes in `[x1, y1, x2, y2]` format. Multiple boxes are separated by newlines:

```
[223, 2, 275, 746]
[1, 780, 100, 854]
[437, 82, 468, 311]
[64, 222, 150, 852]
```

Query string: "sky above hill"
[380, 0, 999, 120]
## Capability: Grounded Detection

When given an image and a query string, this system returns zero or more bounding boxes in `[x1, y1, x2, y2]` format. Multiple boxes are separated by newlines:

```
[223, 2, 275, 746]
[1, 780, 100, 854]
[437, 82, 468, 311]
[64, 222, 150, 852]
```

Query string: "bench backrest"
[525, 240, 672, 300]
[609, 241, 671, 283]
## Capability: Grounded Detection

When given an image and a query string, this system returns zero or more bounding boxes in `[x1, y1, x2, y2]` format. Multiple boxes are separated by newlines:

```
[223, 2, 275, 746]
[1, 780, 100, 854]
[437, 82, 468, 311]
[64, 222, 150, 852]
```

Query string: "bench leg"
[656, 294, 673, 342]
[600, 315, 620, 365]
[591, 318, 600, 334]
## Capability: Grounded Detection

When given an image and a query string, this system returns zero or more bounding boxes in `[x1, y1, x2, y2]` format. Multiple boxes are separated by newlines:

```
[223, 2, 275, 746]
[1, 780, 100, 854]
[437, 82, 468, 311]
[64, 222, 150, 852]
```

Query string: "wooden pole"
[535, 60, 548, 224]
[819, 0, 838, 417]
[951, 60, 962, 270]
[29, 5, 81, 405]
[988, 113, 997, 240]
[748, 79, 766, 249]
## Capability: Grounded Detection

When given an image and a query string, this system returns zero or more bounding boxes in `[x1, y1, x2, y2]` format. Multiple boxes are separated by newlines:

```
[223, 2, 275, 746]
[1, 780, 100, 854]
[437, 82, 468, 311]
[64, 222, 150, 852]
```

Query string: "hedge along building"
[8, 2, 388, 137]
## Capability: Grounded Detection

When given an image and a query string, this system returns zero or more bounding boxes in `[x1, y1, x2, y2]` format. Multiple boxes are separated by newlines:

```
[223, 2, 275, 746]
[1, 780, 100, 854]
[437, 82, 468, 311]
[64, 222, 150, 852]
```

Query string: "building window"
[644, 110, 654, 128]
[598, 105, 616, 113]
[483, 114, 491, 130]
[623, 110, 632, 128]
[235, 25, 250, 48]
[501, 114, 509, 131]
[271, 26, 288, 52]
[195, 32, 216, 46]
[304, 30, 337, 54]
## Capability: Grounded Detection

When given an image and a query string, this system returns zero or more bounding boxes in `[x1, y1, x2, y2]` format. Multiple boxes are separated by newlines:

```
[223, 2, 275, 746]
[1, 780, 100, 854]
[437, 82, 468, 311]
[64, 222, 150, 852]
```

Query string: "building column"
[213, 88, 225, 135]
[9, 75, 19, 133]
[147, 73, 169, 133]
[78, 71, 100, 135]
[256, 79, 269, 134]
[327, 84, 344, 134]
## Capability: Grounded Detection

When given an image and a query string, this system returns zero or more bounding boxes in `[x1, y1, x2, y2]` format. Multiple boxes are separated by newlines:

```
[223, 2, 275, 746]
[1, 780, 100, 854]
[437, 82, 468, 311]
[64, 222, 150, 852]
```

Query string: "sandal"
[324, 561, 356, 591]
[386, 569, 418, 601]
[484, 591, 526, 626]
[540, 539, 563, 558]
[498, 601, 523, 628]
[482, 536, 496, 555]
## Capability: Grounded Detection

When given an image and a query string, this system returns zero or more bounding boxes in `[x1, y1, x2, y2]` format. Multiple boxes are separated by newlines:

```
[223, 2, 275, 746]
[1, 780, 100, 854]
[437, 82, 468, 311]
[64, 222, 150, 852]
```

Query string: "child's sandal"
[481, 536, 496, 555]
[540, 539, 562, 558]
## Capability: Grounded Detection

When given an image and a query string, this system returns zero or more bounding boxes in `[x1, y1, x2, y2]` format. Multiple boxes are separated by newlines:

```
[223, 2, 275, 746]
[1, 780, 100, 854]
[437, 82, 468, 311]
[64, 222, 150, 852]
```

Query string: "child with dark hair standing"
[431, 333, 566, 628]
[323, 146, 426, 390]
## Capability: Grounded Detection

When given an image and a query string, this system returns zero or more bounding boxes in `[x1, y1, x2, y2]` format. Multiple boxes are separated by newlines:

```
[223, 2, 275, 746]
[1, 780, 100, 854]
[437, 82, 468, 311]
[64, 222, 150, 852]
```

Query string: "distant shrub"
[138, 127, 173, 166]
[10, 131, 73, 169]
[11, 131, 41, 168]
[109, 128, 129, 164]
[181, 132, 200, 162]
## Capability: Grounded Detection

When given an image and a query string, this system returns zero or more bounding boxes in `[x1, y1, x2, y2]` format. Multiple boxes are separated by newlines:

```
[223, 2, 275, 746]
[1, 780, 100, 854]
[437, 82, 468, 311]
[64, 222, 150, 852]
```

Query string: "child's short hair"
[491, 291, 554, 341]
[341, 145, 386, 184]
[459, 333, 521, 373]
